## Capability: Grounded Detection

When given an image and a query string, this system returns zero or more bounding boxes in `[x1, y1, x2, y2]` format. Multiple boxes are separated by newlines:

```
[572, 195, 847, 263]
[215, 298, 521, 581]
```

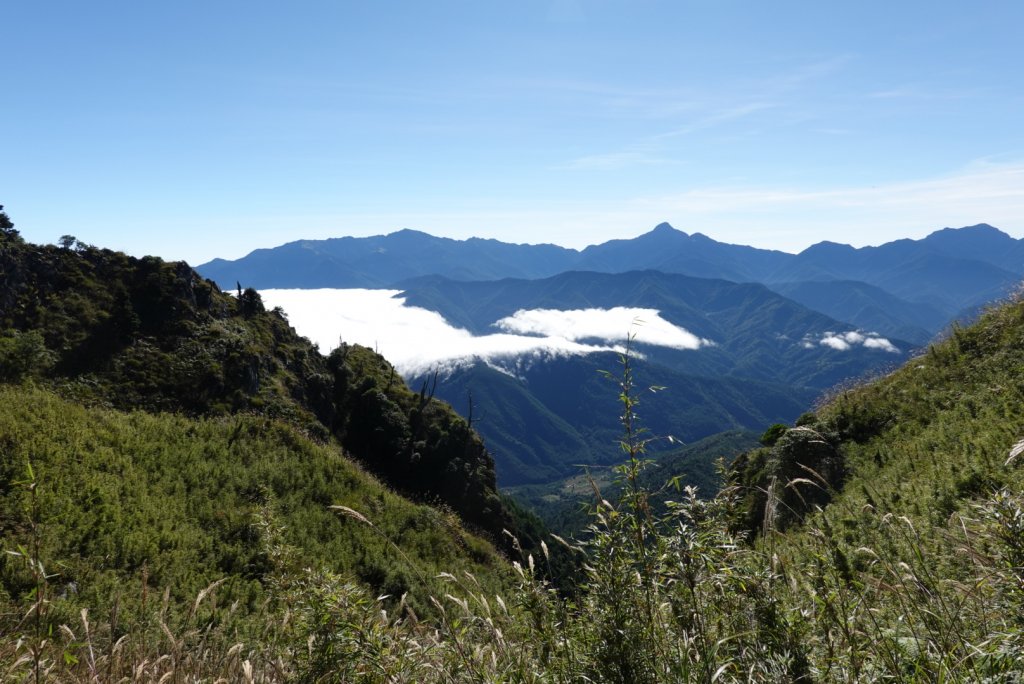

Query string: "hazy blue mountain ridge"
[200, 230, 580, 288]
[919, 223, 1024, 273]
[574, 223, 791, 281]
[766, 237, 1020, 314]
[198, 222, 1024, 343]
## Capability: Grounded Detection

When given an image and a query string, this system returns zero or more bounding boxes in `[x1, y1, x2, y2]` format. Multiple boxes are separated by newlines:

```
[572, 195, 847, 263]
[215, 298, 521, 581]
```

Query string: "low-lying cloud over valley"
[494, 307, 714, 351]
[261, 289, 714, 377]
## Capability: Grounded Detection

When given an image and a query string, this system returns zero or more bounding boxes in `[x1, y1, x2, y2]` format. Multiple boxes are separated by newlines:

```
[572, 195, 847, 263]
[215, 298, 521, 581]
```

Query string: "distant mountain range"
[196, 222, 1023, 486]
[198, 222, 1024, 344]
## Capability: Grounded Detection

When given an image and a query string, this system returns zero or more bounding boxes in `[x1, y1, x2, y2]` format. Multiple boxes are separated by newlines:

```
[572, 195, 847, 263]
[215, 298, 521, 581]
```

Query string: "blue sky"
[4, 1, 1023, 265]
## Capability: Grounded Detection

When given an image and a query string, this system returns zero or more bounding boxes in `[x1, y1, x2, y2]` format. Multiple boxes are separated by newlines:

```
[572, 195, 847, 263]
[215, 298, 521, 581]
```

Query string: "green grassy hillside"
[0, 385, 509, 616]
[0, 384, 528, 681]
[731, 289, 1024, 537]
[0, 220, 516, 542]
[716, 293, 1024, 679]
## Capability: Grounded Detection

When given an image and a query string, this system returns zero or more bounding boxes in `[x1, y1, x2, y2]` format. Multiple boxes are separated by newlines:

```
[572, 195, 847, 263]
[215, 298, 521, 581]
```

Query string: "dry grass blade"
[243, 658, 254, 683]
[190, 578, 228, 620]
[1006, 438, 1024, 465]
[549, 533, 580, 553]
[328, 505, 373, 526]
[796, 462, 833, 489]
[784, 477, 825, 491]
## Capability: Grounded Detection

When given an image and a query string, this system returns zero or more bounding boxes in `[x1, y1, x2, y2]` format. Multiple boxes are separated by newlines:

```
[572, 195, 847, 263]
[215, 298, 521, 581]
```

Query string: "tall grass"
[5, 305, 1024, 681]
[9, 463, 1023, 682]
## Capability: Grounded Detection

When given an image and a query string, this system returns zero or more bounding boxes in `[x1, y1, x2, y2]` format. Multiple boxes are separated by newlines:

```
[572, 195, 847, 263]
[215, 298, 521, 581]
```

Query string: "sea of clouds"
[261, 289, 714, 378]
[260, 289, 899, 378]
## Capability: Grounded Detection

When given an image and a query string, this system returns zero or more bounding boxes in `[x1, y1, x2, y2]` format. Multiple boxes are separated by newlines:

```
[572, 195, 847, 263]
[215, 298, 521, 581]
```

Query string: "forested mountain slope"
[0, 215, 518, 543]
[421, 356, 812, 485]
[766, 279, 947, 345]
[396, 269, 908, 486]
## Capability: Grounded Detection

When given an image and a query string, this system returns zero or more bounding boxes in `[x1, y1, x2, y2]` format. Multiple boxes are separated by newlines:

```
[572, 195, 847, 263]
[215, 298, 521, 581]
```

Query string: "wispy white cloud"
[650, 162, 1024, 211]
[260, 289, 710, 378]
[812, 127, 854, 136]
[866, 85, 979, 101]
[556, 56, 847, 172]
[562, 150, 678, 171]
[768, 55, 854, 90]
[503, 77, 702, 119]
[651, 101, 779, 140]
[559, 101, 776, 171]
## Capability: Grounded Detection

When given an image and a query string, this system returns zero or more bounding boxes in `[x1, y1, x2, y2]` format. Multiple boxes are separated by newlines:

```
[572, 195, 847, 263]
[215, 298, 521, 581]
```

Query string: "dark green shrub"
[760, 423, 788, 447]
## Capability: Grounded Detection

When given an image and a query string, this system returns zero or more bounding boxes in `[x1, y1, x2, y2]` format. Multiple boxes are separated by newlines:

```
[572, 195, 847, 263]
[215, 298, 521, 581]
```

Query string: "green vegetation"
[3, 207, 1024, 681]
[6, 291, 1024, 680]
[428, 356, 812, 486]
[507, 430, 759, 537]
[0, 385, 509, 620]
[731, 291, 1024, 538]
[0, 219, 516, 541]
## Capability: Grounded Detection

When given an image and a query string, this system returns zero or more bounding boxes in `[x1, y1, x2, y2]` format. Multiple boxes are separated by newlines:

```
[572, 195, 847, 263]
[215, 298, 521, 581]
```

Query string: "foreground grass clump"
[7, 465, 1023, 682]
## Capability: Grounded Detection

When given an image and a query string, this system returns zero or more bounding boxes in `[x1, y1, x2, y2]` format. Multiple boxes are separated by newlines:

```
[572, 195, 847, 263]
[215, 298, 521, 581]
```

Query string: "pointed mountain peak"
[640, 222, 688, 241]
[650, 221, 685, 235]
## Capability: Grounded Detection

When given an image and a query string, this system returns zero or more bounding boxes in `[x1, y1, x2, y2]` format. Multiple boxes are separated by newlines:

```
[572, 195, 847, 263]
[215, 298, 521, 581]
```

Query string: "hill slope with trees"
[0, 210, 515, 539]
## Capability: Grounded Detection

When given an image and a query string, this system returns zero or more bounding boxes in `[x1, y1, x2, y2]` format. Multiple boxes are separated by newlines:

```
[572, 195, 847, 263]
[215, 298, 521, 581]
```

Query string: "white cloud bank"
[803, 330, 900, 353]
[496, 307, 712, 350]
[261, 289, 713, 377]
